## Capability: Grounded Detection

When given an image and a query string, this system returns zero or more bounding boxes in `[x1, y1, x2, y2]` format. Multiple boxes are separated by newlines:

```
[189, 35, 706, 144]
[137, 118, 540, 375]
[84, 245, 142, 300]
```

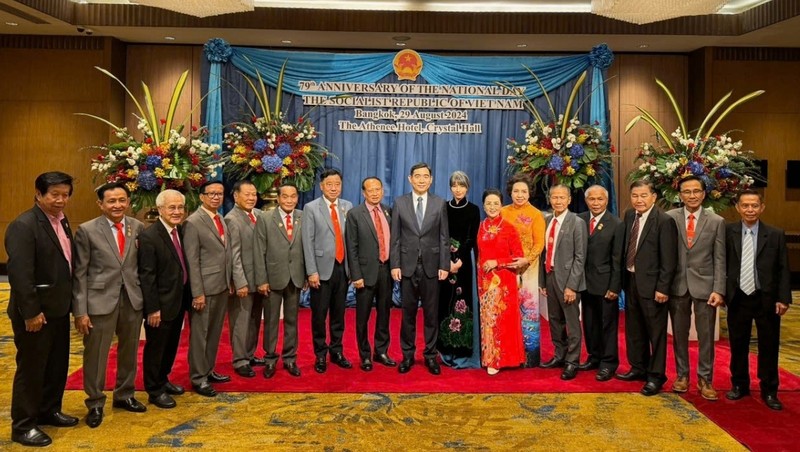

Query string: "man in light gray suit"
[303, 169, 354, 373]
[72, 182, 146, 428]
[183, 180, 246, 397]
[254, 183, 306, 378]
[539, 184, 587, 380]
[224, 180, 264, 378]
[667, 175, 726, 400]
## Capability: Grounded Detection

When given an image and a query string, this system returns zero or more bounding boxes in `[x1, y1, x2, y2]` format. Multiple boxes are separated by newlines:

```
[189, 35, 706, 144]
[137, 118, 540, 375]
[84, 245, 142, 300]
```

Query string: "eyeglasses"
[202, 192, 224, 198]
[680, 189, 705, 196]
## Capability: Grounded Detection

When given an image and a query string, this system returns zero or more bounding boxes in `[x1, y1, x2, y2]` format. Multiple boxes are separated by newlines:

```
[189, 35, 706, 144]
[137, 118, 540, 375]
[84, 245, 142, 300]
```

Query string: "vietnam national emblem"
[393, 49, 423, 81]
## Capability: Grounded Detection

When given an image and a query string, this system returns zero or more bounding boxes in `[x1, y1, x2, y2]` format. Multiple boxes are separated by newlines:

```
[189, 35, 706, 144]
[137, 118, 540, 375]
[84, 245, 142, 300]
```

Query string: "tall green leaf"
[141, 81, 161, 143]
[164, 70, 189, 137]
[655, 78, 687, 140]
[273, 60, 288, 119]
[704, 90, 764, 139]
[561, 71, 587, 140]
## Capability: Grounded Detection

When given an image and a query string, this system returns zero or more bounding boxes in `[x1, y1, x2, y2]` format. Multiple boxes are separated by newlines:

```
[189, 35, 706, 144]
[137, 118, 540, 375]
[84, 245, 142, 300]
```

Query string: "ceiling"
[1, 0, 799, 53]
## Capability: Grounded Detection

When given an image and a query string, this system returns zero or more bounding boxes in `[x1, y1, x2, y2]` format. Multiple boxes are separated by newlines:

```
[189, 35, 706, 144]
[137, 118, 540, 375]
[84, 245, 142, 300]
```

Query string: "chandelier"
[591, 0, 728, 25]
[132, 0, 254, 18]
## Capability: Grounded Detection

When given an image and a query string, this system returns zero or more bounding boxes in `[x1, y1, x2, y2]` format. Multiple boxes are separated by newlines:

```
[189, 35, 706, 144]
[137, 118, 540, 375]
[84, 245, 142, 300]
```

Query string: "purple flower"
[570, 144, 584, 160]
[145, 155, 162, 170]
[254, 139, 268, 153]
[455, 287, 463, 295]
[548, 155, 565, 172]
[717, 167, 733, 178]
[261, 155, 283, 173]
[137, 170, 158, 191]
[276, 142, 292, 159]
[454, 299, 467, 314]
[448, 318, 462, 332]
[701, 175, 715, 192]
[570, 159, 580, 170]
[689, 161, 705, 176]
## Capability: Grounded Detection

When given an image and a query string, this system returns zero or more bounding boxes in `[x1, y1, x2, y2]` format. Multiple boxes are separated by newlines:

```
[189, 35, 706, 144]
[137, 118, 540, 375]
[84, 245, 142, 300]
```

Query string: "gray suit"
[254, 208, 306, 365]
[540, 211, 587, 365]
[72, 215, 144, 409]
[302, 197, 352, 357]
[667, 207, 726, 382]
[183, 207, 244, 386]
[225, 206, 264, 370]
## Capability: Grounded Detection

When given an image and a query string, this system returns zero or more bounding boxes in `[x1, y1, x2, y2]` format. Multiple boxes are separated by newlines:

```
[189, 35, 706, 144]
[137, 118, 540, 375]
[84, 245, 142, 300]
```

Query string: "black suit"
[5, 205, 74, 434]
[138, 220, 190, 397]
[725, 221, 792, 395]
[622, 207, 678, 385]
[579, 211, 624, 372]
[346, 203, 393, 360]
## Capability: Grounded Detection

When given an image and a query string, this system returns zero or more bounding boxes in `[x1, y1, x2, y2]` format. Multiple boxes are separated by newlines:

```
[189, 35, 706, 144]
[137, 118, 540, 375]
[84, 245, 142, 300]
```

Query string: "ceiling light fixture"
[591, 0, 728, 25]
[5, 21, 18, 26]
[396, 42, 406, 47]
[132, 0, 254, 18]
[281, 40, 292, 44]
[164, 36, 176, 40]
[516, 44, 528, 48]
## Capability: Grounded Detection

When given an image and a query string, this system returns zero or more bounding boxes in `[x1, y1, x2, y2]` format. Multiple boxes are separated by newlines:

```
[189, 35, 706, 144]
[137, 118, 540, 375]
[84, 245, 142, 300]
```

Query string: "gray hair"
[449, 171, 470, 189]
[156, 189, 185, 207]
[548, 184, 571, 197]
[584, 184, 609, 199]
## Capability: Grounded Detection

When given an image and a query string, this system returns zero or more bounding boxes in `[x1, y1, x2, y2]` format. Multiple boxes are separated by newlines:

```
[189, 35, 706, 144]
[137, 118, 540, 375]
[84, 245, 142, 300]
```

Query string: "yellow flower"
[585, 167, 596, 176]
[577, 134, 589, 144]
[710, 190, 722, 199]
[283, 156, 293, 166]
[564, 156, 571, 164]
[536, 147, 550, 157]
[526, 145, 536, 155]
[154, 168, 165, 178]
[678, 156, 688, 165]
[161, 158, 172, 169]
[141, 143, 151, 153]
[565, 166, 576, 176]
[126, 169, 137, 178]
[125, 181, 138, 192]
[235, 144, 248, 155]
[281, 167, 290, 177]
[249, 158, 261, 168]
[189, 173, 203, 181]
[301, 145, 311, 154]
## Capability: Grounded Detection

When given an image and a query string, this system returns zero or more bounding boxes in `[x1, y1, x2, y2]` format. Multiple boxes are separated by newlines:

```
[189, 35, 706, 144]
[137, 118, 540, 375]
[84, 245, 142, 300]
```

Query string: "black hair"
[35, 171, 74, 196]
[506, 173, 533, 199]
[199, 180, 224, 194]
[736, 188, 763, 203]
[482, 188, 503, 202]
[678, 175, 706, 192]
[319, 168, 342, 182]
[232, 179, 256, 193]
[278, 182, 299, 196]
[361, 176, 382, 190]
[629, 179, 656, 194]
[96, 181, 130, 200]
[409, 162, 432, 176]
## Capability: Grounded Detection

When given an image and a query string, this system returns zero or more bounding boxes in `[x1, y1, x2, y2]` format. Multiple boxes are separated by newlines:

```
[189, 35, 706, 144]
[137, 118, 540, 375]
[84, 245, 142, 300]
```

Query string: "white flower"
[127, 158, 136, 166]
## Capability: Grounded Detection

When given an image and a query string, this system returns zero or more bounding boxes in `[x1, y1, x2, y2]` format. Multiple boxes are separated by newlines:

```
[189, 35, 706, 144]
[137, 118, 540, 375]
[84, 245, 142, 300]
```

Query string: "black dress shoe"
[577, 361, 599, 371]
[148, 393, 177, 409]
[284, 362, 301, 377]
[616, 370, 647, 381]
[540, 358, 565, 369]
[263, 363, 277, 379]
[86, 407, 103, 428]
[208, 371, 231, 383]
[360, 359, 373, 371]
[165, 381, 185, 395]
[425, 357, 441, 375]
[595, 368, 614, 382]
[113, 397, 147, 413]
[725, 386, 751, 400]
[193, 382, 217, 397]
[314, 357, 327, 374]
[235, 364, 256, 378]
[762, 394, 783, 411]
[39, 411, 79, 427]
[641, 382, 661, 396]
[373, 353, 397, 367]
[330, 352, 353, 369]
[250, 357, 266, 367]
[561, 364, 578, 380]
[398, 359, 414, 374]
[11, 428, 52, 447]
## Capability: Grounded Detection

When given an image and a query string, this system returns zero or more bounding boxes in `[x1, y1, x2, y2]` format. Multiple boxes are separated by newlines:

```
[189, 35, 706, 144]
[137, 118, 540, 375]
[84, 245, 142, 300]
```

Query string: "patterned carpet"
[3, 282, 796, 450]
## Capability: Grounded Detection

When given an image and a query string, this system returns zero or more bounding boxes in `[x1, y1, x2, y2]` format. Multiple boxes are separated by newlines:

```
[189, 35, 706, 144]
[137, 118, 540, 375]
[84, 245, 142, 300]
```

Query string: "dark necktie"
[171, 228, 188, 284]
[626, 213, 642, 269]
[416, 196, 424, 229]
[331, 203, 344, 263]
[113, 222, 125, 258]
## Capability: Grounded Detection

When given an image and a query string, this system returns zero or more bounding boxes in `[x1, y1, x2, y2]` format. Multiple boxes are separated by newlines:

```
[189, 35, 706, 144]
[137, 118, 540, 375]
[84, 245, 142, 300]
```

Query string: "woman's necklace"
[481, 216, 504, 235]
[449, 198, 468, 209]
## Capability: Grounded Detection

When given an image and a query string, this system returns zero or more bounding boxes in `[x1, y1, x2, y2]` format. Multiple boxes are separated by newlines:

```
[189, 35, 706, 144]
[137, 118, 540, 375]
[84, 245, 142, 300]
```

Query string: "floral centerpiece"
[221, 63, 328, 194]
[503, 70, 613, 191]
[626, 79, 764, 212]
[80, 68, 222, 212]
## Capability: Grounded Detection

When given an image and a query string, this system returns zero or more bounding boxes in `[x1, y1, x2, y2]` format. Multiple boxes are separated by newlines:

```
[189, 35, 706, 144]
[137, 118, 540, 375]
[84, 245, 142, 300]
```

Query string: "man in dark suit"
[6, 171, 79, 447]
[539, 185, 587, 381]
[72, 182, 146, 428]
[138, 189, 191, 409]
[346, 177, 397, 371]
[302, 169, 354, 373]
[667, 176, 726, 401]
[725, 189, 792, 411]
[254, 183, 306, 378]
[391, 162, 450, 375]
[616, 180, 678, 396]
[578, 185, 624, 382]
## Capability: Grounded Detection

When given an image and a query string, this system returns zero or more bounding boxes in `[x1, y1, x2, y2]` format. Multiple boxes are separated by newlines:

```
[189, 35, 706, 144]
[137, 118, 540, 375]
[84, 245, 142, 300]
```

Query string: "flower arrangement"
[221, 63, 328, 194]
[439, 238, 474, 349]
[80, 67, 222, 212]
[626, 79, 764, 212]
[503, 70, 613, 191]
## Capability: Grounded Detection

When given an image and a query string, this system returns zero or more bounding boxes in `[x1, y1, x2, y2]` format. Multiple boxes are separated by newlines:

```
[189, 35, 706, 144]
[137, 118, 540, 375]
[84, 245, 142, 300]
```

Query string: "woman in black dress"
[438, 171, 481, 368]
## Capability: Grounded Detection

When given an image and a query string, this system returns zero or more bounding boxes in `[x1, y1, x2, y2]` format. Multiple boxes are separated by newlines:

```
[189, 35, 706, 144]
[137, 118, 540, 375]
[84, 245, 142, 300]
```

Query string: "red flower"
[610, 145, 616, 154]
[192, 125, 198, 132]
[144, 137, 153, 144]
[159, 119, 166, 125]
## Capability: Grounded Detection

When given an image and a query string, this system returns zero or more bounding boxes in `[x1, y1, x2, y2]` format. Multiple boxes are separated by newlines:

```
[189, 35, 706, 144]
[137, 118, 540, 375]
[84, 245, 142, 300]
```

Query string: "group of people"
[4, 167, 792, 448]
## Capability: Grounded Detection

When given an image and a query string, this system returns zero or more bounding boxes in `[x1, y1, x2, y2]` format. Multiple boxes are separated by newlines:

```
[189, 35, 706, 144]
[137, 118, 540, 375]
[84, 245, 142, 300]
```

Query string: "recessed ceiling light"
[516, 44, 527, 48]
[639, 44, 649, 48]
[396, 42, 406, 47]
[392, 36, 411, 42]
[5, 22, 18, 26]
[281, 40, 292, 44]
[164, 36, 176, 40]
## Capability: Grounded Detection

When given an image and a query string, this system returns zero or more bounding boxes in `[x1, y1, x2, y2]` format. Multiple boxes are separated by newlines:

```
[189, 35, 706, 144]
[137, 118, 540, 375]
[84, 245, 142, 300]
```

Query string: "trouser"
[545, 274, 582, 365]
[263, 284, 300, 365]
[355, 263, 393, 360]
[581, 291, 619, 372]
[625, 275, 668, 385]
[727, 289, 781, 395]
[400, 261, 440, 360]
[310, 262, 347, 358]
[188, 291, 228, 385]
[668, 294, 716, 382]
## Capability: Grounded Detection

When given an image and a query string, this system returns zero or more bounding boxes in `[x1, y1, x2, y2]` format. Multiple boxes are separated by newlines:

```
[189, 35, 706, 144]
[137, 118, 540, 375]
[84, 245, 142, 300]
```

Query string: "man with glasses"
[183, 181, 246, 397]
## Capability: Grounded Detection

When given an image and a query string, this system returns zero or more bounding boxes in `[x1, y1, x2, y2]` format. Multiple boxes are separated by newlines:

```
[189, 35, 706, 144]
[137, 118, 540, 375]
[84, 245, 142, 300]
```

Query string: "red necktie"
[330, 202, 344, 263]
[114, 222, 125, 258]
[687, 213, 695, 249]
[589, 217, 596, 235]
[286, 213, 293, 241]
[213, 214, 225, 244]
[372, 206, 387, 262]
[171, 228, 188, 284]
[248, 212, 256, 224]
[546, 218, 557, 273]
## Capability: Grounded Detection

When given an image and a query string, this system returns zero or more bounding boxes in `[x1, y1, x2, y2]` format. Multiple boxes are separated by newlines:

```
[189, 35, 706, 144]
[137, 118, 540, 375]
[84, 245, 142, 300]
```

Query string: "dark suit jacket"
[725, 221, 792, 305]
[346, 202, 392, 286]
[138, 220, 189, 321]
[539, 211, 587, 292]
[622, 207, 678, 299]
[5, 205, 74, 321]
[579, 210, 624, 296]
[390, 192, 450, 278]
